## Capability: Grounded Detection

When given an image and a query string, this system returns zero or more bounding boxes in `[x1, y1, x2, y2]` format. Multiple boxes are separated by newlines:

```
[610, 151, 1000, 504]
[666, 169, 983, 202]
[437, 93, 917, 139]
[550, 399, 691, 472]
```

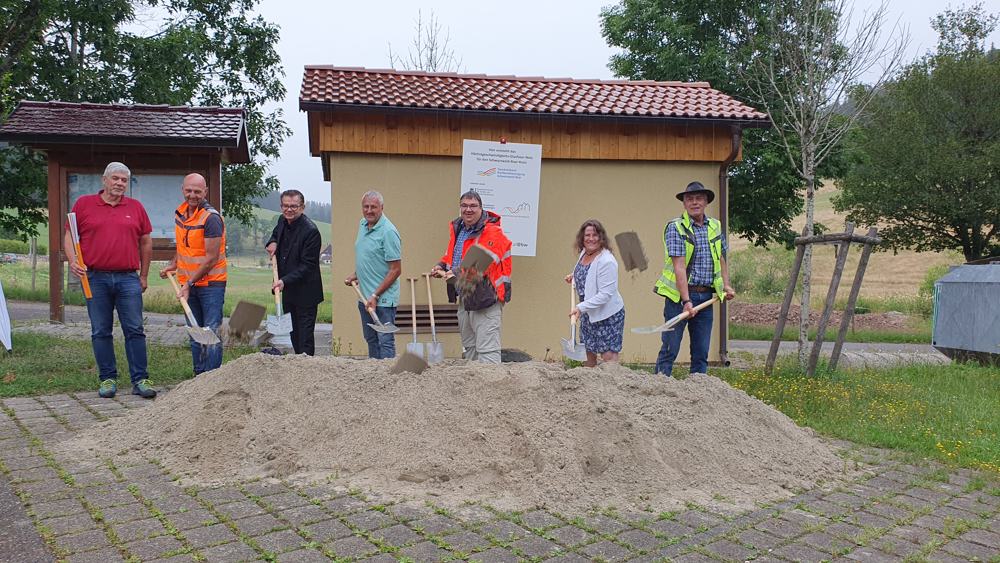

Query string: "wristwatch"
[682, 299, 692, 305]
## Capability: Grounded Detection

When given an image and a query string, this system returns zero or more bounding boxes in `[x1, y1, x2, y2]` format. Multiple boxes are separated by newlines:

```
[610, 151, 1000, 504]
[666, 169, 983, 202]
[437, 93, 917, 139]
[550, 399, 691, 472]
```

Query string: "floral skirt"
[580, 307, 625, 354]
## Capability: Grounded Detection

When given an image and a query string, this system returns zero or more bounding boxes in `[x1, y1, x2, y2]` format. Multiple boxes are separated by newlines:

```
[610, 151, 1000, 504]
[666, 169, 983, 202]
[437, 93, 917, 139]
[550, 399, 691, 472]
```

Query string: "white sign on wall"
[460, 139, 542, 257]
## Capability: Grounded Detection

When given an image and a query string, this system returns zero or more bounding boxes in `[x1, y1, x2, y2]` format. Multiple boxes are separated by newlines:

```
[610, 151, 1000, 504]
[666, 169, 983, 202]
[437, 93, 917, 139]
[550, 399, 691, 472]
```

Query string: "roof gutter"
[298, 101, 773, 129]
[717, 126, 742, 368]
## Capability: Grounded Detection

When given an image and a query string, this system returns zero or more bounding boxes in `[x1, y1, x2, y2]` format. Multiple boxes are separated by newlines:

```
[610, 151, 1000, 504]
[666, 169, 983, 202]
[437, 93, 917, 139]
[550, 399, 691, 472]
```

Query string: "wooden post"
[29, 237, 37, 291]
[48, 159, 63, 323]
[807, 222, 855, 376]
[765, 226, 808, 374]
[830, 227, 878, 370]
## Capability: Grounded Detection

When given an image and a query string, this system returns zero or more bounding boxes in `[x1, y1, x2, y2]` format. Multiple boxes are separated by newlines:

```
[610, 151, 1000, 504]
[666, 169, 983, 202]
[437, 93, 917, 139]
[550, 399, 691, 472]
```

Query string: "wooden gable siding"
[313, 111, 739, 162]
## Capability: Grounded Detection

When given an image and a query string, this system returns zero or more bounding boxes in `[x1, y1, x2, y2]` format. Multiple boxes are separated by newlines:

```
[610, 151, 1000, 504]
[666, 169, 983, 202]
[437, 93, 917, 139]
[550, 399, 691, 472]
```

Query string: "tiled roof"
[0, 101, 250, 161]
[300, 66, 769, 124]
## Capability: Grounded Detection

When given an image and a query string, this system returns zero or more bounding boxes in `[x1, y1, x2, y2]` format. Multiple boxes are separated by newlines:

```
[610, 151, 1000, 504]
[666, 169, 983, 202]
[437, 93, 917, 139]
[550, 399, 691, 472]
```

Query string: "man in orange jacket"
[160, 173, 227, 374]
[431, 191, 512, 364]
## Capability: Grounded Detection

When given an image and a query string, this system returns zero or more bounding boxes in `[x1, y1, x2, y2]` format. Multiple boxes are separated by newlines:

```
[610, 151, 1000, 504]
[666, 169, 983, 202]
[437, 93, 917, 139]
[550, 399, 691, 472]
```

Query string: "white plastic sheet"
[0, 279, 11, 351]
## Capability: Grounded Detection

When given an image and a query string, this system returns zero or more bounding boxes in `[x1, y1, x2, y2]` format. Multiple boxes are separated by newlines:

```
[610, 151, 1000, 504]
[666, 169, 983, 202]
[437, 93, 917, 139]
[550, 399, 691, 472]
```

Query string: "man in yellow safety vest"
[654, 181, 735, 376]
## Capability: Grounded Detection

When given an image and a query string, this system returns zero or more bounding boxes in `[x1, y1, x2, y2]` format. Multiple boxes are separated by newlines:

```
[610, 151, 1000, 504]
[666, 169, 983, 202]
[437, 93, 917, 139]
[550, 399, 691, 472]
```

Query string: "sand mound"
[68, 355, 848, 512]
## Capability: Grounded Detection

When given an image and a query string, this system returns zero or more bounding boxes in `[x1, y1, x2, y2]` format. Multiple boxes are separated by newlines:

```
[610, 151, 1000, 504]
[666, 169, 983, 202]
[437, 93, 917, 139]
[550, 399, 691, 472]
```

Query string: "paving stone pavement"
[1, 393, 999, 562]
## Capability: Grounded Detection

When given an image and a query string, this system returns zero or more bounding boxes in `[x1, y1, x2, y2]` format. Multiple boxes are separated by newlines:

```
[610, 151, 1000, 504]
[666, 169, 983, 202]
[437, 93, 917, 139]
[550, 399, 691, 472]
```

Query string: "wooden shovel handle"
[423, 273, 436, 333]
[166, 271, 199, 327]
[270, 254, 282, 313]
[667, 296, 719, 327]
[570, 279, 578, 329]
[408, 277, 418, 339]
[351, 280, 381, 323]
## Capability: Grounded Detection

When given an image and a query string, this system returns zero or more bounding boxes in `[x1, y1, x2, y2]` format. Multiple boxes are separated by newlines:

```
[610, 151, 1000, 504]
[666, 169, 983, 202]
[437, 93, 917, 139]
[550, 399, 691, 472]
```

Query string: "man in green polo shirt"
[344, 190, 402, 358]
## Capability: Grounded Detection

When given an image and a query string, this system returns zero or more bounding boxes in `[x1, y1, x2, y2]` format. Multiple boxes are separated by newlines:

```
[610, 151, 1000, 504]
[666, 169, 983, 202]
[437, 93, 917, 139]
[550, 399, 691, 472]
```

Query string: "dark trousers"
[655, 290, 715, 376]
[85, 271, 148, 384]
[286, 302, 318, 355]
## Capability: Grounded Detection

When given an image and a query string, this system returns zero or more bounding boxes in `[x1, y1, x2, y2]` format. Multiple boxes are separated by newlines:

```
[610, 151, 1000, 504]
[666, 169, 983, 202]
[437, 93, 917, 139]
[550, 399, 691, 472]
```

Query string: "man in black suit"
[265, 189, 324, 355]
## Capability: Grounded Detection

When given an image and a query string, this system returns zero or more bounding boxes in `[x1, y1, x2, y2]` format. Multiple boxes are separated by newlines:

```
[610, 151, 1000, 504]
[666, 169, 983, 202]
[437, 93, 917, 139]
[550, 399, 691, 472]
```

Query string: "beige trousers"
[457, 301, 502, 364]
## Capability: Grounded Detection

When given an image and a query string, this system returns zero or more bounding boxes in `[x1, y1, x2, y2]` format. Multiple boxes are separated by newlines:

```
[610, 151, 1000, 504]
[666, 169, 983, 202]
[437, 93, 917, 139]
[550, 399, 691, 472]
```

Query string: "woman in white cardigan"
[565, 219, 626, 366]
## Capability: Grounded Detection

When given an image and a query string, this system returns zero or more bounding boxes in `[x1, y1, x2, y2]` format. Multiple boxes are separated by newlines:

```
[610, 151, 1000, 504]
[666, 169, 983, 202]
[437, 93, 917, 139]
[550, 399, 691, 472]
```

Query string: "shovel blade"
[229, 301, 266, 336]
[631, 323, 669, 334]
[561, 338, 587, 361]
[266, 313, 293, 335]
[425, 342, 444, 364]
[406, 342, 425, 359]
[186, 326, 220, 346]
[390, 352, 428, 374]
[367, 322, 400, 334]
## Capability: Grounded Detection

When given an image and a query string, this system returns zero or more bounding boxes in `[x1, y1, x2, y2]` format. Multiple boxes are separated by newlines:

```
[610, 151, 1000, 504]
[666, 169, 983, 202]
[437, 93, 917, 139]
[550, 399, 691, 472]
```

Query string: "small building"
[0, 101, 249, 321]
[300, 67, 769, 364]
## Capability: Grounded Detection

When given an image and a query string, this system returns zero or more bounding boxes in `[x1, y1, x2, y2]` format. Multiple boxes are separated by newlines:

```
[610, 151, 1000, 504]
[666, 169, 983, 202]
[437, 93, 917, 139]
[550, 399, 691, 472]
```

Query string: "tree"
[601, 0, 837, 247]
[388, 10, 463, 73]
[0, 0, 290, 238]
[835, 5, 1000, 262]
[743, 0, 907, 364]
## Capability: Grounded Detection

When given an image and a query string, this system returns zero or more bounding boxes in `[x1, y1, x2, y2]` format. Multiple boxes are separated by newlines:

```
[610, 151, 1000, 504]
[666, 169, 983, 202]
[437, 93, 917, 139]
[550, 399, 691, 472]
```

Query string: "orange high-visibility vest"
[174, 202, 227, 286]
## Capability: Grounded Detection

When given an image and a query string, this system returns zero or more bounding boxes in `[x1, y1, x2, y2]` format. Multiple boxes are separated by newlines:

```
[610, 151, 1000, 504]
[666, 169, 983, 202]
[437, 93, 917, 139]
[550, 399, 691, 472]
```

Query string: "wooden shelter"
[0, 101, 249, 322]
[302, 67, 770, 364]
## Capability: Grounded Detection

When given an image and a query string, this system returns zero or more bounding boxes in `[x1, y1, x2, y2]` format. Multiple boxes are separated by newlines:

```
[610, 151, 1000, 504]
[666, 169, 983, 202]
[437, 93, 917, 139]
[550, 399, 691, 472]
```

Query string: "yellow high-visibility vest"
[654, 212, 725, 303]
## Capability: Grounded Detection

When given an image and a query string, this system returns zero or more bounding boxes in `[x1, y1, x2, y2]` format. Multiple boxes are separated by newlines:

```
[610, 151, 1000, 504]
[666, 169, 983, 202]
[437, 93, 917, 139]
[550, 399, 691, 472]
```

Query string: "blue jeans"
[358, 302, 397, 359]
[655, 291, 714, 376]
[187, 284, 225, 374]
[85, 271, 148, 384]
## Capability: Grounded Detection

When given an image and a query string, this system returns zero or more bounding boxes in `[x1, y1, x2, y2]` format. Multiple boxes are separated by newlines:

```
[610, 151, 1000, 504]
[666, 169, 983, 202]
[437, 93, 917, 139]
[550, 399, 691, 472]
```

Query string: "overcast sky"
[255, 0, 1000, 204]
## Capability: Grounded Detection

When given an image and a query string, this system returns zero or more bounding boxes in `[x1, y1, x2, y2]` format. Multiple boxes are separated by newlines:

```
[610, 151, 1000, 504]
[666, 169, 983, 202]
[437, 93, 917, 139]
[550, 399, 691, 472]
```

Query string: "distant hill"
[251, 208, 331, 247]
[253, 192, 330, 220]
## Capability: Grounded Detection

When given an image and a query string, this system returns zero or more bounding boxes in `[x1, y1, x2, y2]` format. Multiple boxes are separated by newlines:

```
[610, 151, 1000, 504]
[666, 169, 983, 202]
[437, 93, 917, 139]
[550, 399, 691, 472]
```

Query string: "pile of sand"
[68, 355, 849, 512]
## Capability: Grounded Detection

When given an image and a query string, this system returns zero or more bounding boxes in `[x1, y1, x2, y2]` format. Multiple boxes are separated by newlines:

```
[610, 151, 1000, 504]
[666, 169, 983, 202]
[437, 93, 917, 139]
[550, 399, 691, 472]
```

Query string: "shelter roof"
[0, 101, 250, 163]
[299, 66, 769, 125]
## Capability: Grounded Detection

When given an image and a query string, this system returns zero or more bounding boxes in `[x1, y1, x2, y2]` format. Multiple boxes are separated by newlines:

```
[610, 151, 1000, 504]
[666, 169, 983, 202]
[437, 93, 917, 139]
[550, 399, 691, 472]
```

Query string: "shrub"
[920, 263, 951, 298]
[0, 238, 47, 254]
[728, 246, 796, 299]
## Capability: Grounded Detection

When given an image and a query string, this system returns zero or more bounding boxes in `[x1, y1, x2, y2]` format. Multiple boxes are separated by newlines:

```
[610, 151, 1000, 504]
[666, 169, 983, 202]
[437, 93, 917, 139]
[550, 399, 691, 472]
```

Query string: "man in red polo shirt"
[63, 162, 156, 399]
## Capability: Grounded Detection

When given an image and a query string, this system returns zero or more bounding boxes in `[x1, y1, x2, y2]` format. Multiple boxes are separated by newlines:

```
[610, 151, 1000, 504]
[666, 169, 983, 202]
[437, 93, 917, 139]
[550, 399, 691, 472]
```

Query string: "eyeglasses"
[460, 203, 481, 210]
[281, 204, 301, 210]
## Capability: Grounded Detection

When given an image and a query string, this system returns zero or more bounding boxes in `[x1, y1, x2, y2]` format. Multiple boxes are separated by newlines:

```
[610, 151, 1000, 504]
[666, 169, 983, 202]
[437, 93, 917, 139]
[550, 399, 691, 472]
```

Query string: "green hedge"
[0, 239, 47, 254]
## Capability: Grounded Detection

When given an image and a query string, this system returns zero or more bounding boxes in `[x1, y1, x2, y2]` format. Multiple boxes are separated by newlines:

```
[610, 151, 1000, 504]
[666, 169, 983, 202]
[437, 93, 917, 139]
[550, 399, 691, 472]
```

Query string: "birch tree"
[388, 10, 463, 73]
[744, 0, 907, 365]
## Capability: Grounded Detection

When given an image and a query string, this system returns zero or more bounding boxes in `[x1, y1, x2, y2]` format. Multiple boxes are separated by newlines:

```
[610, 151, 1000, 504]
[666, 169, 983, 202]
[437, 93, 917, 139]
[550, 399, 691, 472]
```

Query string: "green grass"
[0, 333, 256, 397]
[716, 361, 1000, 473]
[730, 319, 932, 344]
[1, 262, 337, 323]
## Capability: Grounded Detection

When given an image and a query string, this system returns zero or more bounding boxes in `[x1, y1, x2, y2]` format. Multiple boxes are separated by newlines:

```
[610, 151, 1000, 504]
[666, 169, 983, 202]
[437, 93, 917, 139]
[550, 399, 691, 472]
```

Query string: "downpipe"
[717, 127, 742, 368]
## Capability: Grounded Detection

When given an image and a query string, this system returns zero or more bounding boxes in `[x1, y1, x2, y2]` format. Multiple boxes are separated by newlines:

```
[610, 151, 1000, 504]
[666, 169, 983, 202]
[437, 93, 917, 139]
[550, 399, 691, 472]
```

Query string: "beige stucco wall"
[328, 151, 726, 366]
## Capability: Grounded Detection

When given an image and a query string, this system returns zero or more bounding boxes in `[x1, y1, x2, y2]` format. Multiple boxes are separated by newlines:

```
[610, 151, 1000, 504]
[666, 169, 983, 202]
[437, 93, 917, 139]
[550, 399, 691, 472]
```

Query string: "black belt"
[89, 270, 135, 274]
[688, 285, 714, 293]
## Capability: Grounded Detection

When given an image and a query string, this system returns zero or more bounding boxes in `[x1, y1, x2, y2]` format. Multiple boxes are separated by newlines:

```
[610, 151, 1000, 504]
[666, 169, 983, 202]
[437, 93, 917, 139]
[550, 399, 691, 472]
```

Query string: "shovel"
[267, 255, 293, 348]
[561, 280, 587, 361]
[453, 243, 494, 294]
[406, 277, 425, 358]
[422, 273, 445, 364]
[166, 271, 221, 346]
[631, 296, 719, 334]
[351, 281, 399, 334]
[66, 213, 92, 299]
